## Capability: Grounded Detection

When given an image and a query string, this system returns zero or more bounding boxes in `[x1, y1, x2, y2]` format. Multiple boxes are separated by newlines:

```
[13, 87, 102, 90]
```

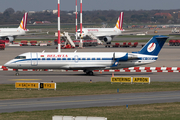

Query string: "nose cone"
[4, 60, 13, 68]
[4, 62, 9, 68]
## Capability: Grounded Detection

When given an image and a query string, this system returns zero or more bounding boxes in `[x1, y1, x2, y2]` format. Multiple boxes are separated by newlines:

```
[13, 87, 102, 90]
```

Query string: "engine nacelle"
[128, 53, 138, 60]
[7, 36, 15, 42]
[114, 53, 139, 61]
[104, 37, 112, 43]
[114, 53, 128, 61]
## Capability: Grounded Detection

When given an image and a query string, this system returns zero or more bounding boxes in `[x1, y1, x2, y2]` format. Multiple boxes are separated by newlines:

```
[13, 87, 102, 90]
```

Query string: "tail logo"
[18, 12, 28, 31]
[115, 12, 124, 30]
[147, 43, 156, 52]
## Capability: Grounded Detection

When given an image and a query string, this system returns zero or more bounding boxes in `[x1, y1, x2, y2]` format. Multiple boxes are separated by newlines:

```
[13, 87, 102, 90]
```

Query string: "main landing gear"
[84, 70, 94, 76]
[15, 70, 19, 76]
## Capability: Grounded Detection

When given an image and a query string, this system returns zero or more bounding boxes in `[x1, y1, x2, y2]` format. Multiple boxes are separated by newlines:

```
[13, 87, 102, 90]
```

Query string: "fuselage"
[0, 12, 28, 43]
[4, 52, 158, 70]
[77, 28, 122, 38]
[0, 28, 27, 37]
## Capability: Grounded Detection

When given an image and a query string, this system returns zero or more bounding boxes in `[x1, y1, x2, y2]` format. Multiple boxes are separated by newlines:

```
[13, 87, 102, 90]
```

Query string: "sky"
[0, 0, 180, 12]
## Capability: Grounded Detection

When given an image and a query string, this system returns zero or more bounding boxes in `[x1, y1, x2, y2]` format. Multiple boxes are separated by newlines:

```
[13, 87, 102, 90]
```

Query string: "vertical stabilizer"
[18, 12, 28, 31]
[115, 12, 124, 31]
[137, 35, 168, 56]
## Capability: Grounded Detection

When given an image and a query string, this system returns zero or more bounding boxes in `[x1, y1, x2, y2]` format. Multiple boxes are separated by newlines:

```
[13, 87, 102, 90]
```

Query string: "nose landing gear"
[15, 70, 19, 76]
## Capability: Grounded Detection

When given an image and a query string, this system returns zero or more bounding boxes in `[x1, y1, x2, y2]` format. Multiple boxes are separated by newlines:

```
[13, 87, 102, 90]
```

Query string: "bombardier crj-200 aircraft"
[4, 35, 168, 76]
[77, 12, 124, 44]
[0, 12, 28, 43]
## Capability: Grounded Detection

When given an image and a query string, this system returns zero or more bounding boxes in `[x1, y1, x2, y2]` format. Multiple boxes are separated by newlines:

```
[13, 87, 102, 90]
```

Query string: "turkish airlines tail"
[115, 12, 124, 31]
[18, 12, 28, 31]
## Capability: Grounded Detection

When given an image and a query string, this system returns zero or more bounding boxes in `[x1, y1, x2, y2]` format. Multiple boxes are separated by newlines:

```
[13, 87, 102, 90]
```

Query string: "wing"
[25, 30, 49, 35]
[63, 65, 106, 71]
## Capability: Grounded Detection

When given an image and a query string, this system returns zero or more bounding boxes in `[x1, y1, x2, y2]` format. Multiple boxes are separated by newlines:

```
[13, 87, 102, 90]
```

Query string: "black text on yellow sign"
[111, 77, 132, 83]
[133, 77, 150, 83]
[15, 82, 39, 89]
[40, 83, 56, 90]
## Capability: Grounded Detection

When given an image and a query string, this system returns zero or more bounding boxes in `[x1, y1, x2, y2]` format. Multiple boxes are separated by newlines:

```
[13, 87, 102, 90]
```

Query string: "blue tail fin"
[137, 35, 168, 56]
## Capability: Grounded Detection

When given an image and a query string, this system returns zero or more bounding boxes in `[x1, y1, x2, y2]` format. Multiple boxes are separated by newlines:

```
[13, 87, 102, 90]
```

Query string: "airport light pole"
[58, 0, 61, 52]
[79, 0, 83, 48]
[75, 0, 78, 40]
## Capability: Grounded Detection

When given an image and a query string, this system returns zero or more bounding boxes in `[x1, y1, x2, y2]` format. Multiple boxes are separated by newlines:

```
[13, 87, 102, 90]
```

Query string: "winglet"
[18, 12, 28, 31]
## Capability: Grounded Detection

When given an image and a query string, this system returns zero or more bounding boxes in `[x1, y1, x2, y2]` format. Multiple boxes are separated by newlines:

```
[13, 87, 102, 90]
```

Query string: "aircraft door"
[31, 53, 38, 66]
[112, 52, 115, 65]
[74, 55, 79, 63]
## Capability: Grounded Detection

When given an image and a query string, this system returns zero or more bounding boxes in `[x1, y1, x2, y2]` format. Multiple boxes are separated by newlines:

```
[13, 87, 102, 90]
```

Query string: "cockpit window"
[15, 56, 26, 59]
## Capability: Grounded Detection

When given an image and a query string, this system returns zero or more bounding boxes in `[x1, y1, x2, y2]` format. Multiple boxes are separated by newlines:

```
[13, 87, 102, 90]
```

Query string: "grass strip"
[0, 82, 180, 99]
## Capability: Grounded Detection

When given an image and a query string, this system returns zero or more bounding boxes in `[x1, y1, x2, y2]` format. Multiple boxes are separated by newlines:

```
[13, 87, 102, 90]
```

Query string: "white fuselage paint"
[4, 52, 157, 70]
[77, 28, 122, 38]
[0, 28, 27, 37]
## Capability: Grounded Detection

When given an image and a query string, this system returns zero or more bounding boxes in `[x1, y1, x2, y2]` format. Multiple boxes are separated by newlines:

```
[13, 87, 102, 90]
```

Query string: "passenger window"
[82, 58, 86, 60]
[62, 58, 66, 60]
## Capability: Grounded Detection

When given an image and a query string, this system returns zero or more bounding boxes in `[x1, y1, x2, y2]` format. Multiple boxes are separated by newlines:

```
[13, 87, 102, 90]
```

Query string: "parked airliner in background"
[4, 35, 168, 76]
[0, 12, 28, 43]
[77, 12, 124, 44]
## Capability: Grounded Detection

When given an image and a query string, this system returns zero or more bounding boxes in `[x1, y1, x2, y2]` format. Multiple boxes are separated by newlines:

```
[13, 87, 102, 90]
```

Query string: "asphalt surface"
[0, 39, 180, 113]
[0, 91, 180, 113]
[1, 44, 180, 84]
[1, 71, 180, 84]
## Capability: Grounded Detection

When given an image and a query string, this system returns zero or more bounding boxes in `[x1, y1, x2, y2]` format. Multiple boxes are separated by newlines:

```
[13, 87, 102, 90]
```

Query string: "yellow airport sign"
[133, 77, 150, 84]
[40, 83, 56, 90]
[111, 77, 132, 83]
[15, 82, 39, 89]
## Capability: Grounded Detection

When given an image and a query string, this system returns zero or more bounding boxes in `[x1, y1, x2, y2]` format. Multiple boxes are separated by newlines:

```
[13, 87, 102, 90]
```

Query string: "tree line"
[0, 8, 180, 25]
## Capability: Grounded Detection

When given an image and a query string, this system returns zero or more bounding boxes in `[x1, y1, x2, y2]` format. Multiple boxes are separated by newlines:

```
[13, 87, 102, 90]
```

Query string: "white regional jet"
[77, 12, 124, 44]
[0, 12, 28, 43]
[4, 35, 168, 76]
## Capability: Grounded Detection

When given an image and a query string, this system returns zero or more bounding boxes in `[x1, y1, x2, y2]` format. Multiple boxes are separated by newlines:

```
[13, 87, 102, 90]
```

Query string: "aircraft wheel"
[15, 73, 19, 76]
[86, 71, 94, 76]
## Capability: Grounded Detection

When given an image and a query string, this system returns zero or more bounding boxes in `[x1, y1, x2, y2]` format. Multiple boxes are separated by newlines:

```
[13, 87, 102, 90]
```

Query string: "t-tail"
[18, 12, 28, 31]
[137, 35, 169, 56]
[115, 12, 124, 31]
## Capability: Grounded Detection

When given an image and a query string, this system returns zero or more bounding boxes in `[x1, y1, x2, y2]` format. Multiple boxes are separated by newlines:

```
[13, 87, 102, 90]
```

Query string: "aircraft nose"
[4, 63, 9, 67]
[4, 61, 12, 68]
